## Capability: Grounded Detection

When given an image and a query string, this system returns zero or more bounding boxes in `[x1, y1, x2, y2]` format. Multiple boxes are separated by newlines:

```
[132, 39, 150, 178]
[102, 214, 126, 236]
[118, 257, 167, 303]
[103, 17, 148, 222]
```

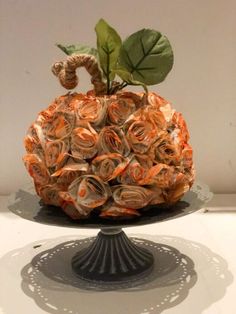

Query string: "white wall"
[0, 0, 236, 194]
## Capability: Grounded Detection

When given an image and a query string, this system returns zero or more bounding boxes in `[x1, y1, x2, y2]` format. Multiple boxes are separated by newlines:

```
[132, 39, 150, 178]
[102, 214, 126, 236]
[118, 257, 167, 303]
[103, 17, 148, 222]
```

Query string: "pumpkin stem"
[51, 54, 106, 96]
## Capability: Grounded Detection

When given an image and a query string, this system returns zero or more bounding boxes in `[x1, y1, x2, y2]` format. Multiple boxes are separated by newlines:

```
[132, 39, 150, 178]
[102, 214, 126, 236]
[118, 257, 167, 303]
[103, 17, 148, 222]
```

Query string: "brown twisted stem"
[51, 54, 107, 96]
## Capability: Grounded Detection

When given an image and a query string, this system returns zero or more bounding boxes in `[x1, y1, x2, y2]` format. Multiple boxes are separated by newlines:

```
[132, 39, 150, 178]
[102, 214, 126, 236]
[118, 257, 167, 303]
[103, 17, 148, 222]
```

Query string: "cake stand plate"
[8, 182, 212, 283]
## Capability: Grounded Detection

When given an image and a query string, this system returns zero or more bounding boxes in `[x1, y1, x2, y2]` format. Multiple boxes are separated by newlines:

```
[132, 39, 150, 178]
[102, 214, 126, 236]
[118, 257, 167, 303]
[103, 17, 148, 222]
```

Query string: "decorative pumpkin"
[23, 19, 194, 220]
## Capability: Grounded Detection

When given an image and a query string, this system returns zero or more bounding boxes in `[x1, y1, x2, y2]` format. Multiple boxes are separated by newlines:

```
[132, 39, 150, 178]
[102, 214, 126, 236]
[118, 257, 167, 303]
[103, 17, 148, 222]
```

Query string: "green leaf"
[113, 67, 148, 93]
[118, 29, 174, 85]
[56, 44, 98, 57]
[95, 19, 122, 84]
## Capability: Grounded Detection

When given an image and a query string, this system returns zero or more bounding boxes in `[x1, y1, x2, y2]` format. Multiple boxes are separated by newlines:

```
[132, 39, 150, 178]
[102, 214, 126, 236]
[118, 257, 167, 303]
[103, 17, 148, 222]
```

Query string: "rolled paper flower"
[145, 92, 169, 108]
[24, 135, 39, 154]
[51, 160, 89, 190]
[25, 123, 40, 143]
[59, 191, 91, 219]
[181, 144, 193, 169]
[40, 93, 86, 119]
[37, 93, 78, 124]
[149, 187, 165, 205]
[118, 155, 151, 185]
[68, 175, 111, 209]
[24, 126, 44, 159]
[145, 106, 167, 130]
[54, 93, 83, 113]
[100, 203, 140, 218]
[52, 160, 89, 176]
[37, 101, 60, 124]
[75, 96, 107, 128]
[185, 165, 195, 187]
[98, 126, 130, 156]
[118, 91, 143, 108]
[56, 171, 81, 191]
[112, 185, 153, 209]
[163, 173, 190, 204]
[135, 154, 153, 168]
[124, 103, 166, 129]
[25, 122, 46, 149]
[36, 184, 61, 206]
[86, 89, 96, 97]
[44, 138, 69, 168]
[149, 132, 181, 166]
[139, 163, 175, 188]
[23, 154, 51, 185]
[71, 123, 98, 159]
[42, 111, 75, 140]
[159, 103, 175, 123]
[107, 97, 136, 125]
[126, 119, 158, 154]
[92, 153, 129, 182]
[172, 112, 190, 143]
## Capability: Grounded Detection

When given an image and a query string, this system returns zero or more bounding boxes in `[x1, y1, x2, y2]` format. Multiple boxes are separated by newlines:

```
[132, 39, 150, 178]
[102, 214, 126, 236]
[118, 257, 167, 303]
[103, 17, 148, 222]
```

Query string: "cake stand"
[9, 182, 212, 284]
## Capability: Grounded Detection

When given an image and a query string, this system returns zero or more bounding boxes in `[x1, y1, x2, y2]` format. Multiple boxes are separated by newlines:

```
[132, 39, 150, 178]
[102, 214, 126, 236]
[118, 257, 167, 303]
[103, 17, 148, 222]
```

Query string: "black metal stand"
[9, 182, 211, 283]
[71, 228, 154, 283]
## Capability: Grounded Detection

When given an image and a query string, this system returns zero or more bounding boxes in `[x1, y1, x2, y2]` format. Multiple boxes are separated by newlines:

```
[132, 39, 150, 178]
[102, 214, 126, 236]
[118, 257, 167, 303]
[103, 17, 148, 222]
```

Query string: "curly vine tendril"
[51, 54, 107, 96]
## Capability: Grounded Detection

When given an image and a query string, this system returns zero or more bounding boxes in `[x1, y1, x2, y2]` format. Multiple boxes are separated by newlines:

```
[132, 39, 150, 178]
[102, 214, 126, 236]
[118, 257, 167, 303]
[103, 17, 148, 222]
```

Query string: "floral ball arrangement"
[23, 19, 194, 220]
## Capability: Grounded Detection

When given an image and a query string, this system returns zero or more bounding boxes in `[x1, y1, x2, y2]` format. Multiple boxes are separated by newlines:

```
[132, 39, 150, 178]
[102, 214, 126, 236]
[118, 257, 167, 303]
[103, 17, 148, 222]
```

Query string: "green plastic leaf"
[56, 44, 98, 57]
[95, 19, 122, 83]
[118, 29, 174, 85]
[113, 68, 148, 93]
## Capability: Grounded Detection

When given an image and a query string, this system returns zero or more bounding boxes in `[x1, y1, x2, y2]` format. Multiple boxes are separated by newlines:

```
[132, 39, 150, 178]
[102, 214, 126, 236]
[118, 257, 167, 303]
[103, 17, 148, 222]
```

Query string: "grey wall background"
[0, 0, 236, 194]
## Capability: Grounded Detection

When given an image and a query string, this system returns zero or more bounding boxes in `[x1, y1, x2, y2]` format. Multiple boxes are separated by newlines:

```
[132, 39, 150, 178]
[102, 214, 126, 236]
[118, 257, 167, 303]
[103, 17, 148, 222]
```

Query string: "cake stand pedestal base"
[71, 228, 154, 283]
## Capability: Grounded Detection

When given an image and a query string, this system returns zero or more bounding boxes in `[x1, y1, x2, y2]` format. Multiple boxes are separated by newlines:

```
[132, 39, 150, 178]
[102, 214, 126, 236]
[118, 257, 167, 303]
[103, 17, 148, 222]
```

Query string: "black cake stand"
[9, 182, 212, 283]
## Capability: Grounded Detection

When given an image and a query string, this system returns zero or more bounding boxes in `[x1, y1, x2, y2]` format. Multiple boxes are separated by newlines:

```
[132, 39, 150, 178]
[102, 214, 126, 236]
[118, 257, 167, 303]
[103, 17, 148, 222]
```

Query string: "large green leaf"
[56, 44, 98, 57]
[95, 19, 122, 84]
[118, 29, 174, 85]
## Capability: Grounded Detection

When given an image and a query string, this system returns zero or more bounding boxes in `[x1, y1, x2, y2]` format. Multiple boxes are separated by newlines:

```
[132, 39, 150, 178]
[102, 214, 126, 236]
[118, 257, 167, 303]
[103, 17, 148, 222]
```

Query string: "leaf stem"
[120, 82, 128, 89]
[106, 51, 110, 94]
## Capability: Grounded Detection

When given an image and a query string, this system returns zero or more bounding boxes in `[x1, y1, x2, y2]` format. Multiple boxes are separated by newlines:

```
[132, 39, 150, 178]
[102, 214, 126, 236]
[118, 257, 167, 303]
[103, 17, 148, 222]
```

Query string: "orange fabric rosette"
[107, 93, 136, 125]
[75, 96, 107, 128]
[98, 126, 130, 156]
[59, 175, 111, 219]
[112, 185, 153, 209]
[71, 123, 98, 159]
[92, 153, 129, 182]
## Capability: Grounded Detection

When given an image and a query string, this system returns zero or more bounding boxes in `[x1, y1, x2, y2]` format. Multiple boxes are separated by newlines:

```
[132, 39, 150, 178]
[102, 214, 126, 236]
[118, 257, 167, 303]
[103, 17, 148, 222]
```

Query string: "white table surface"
[0, 191, 236, 314]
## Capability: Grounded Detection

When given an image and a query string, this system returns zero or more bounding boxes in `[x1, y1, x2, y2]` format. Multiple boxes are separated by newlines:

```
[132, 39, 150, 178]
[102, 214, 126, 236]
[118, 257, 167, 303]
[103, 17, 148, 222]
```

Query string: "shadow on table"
[0, 234, 233, 314]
